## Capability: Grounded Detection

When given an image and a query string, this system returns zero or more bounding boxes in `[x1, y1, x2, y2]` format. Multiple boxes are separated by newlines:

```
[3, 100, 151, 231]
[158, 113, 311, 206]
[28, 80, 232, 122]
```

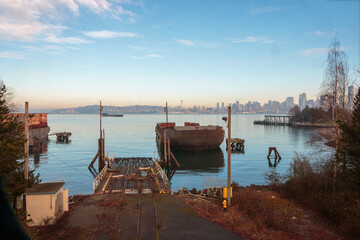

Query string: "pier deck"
[93, 157, 170, 194]
[254, 115, 293, 126]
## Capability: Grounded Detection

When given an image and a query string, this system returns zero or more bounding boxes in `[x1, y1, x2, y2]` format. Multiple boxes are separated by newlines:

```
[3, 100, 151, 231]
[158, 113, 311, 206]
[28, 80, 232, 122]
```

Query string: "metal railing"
[92, 153, 115, 192]
[154, 157, 170, 192]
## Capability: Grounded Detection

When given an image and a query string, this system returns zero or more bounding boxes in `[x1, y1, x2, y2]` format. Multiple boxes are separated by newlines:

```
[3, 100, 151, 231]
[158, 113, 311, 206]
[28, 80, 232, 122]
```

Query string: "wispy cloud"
[174, 39, 221, 48]
[0, 0, 137, 42]
[227, 36, 274, 44]
[84, 30, 137, 39]
[313, 30, 336, 38]
[0, 51, 25, 59]
[131, 54, 163, 59]
[129, 45, 148, 51]
[174, 39, 195, 46]
[145, 54, 162, 58]
[299, 48, 327, 57]
[23, 46, 41, 52]
[45, 33, 89, 44]
[250, 6, 297, 15]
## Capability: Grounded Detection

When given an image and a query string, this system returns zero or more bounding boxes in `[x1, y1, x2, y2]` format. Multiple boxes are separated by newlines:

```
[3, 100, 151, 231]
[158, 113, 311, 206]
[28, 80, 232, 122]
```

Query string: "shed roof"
[25, 182, 65, 195]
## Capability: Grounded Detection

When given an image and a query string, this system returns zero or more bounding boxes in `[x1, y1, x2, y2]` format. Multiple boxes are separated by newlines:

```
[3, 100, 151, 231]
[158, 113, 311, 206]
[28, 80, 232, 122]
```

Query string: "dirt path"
[29, 193, 242, 240]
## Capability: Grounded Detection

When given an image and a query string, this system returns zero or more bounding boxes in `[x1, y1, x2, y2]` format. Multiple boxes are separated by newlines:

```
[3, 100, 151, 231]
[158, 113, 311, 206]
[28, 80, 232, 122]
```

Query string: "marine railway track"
[91, 158, 162, 240]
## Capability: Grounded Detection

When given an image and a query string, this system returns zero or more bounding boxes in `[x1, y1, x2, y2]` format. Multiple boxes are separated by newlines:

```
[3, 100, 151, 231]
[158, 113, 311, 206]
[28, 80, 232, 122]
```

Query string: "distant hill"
[51, 105, 164, 114]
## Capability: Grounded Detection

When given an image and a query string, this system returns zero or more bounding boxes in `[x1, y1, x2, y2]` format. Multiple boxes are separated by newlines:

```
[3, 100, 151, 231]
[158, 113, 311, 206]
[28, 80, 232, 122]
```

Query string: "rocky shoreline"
[317, 127, 336, 148]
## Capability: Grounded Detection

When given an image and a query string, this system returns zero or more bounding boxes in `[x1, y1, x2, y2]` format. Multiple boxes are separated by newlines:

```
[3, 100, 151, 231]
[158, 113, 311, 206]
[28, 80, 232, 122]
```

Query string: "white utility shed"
[25, 181, 68, 226]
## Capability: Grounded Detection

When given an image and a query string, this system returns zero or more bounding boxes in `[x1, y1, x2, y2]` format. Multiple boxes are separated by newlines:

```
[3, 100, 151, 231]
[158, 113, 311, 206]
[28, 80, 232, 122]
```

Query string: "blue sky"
[0, 0, 358, 109]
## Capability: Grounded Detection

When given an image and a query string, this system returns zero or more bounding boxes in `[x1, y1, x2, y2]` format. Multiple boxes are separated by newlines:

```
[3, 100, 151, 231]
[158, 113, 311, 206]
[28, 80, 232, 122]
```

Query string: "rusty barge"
[13, 113, 50, 147]
[155, 122, 225, 151]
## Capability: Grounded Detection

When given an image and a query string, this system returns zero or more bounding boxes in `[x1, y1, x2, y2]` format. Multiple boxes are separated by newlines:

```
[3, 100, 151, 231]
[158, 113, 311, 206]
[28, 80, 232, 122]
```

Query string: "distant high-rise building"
[299, 93, 307, 110]
[236, 101, 239, 112]
[216, 102, 220, 113]
[239, 104, 244, 112]
[320, 95, 329, 111]
[306, 99, 314, 108]
[285, 97, 294, 109]
[348, 86, 355, 109]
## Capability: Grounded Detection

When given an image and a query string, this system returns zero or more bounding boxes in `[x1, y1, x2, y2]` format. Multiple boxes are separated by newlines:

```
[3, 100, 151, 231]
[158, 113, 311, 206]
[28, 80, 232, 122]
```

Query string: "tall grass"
[266, 154, 360, 239]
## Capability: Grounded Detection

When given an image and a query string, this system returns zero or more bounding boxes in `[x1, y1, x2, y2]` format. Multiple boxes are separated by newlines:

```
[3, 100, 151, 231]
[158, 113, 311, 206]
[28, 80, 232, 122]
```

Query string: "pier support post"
[98, 138, 103, 170]
[164, 131, 167, 164]
[227, 106, 231, 206]
[24, 102, 29, 181]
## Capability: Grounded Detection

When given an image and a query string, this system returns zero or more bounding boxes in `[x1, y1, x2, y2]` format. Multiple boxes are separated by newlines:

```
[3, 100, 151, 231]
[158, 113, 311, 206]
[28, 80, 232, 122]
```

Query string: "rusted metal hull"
[11, 113, 50, 146]
[155, 123, 225, 151]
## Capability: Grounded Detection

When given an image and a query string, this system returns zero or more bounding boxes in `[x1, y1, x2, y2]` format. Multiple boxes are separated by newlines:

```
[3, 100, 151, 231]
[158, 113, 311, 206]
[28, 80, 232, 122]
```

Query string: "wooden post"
[102, 129, 105, 161]
[98, 138, 102, 170]
[88, 151, 99, 168]
[24, 102, 29, 181]
[166, 101, 168, 123]
[227, 106, 231, 206]
[100, 101, 102, 139]
[167, 138, 171, 168]
[164, 131, 167, 164]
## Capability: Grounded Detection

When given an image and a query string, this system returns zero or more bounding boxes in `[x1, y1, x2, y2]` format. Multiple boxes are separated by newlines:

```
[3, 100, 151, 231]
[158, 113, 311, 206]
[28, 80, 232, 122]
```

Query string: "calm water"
[29, 114, 331, 195]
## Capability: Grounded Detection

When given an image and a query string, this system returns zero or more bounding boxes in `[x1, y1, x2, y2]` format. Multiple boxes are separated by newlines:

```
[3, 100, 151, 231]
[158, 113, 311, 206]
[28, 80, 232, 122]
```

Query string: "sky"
[0, 0, 359, 110]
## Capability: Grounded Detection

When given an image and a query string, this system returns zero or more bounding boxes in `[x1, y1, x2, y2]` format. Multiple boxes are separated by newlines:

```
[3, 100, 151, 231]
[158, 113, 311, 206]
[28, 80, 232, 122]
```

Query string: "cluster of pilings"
[226, 138, 245, 152]
[88, 130, 105, 172]
[55, 132, 71, 142]
[160, 131, 180, 181]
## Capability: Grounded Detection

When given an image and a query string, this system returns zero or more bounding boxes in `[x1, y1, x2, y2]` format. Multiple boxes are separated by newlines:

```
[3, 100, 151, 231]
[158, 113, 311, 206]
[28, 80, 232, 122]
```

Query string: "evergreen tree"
[0, 81, 40, 206]
[338, 87, 360, 190]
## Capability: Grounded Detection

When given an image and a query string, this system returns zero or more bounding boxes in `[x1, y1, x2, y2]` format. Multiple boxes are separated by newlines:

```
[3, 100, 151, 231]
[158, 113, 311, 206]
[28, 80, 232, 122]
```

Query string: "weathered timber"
[49, 132, 72, 142]
[93, 157, 169, 194]
[254, 115, 293, 126]
[226, 138, 245, 152]
[267, 147, 281, 160]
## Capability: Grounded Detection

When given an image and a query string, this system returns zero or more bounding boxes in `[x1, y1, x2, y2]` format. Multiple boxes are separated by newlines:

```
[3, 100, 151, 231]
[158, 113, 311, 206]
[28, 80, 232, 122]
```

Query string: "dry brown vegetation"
[182, 187, 343, 240]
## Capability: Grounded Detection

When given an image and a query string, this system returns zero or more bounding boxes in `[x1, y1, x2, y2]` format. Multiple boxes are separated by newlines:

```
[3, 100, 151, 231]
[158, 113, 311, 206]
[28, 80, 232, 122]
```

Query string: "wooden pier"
[93, 157, 170, 194]
[254, 115, 293, 126]
[226, 138, 245, 152]
[49, 132, 72, 142]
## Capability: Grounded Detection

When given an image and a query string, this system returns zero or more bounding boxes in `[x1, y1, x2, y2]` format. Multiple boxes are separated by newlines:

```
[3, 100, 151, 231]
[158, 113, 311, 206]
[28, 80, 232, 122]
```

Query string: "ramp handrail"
[154, 157, 170, 191]
[92, 152, 114, 192]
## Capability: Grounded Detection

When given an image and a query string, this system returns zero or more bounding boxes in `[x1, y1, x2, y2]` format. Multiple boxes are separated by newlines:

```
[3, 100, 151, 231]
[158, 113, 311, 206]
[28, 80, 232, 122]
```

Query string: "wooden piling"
[24, 102, 29, 180]
[98, 138, 103, 170]
[167, 138, 171, 168]
[227, 106, 231, 206]
[267, 147, 281, 160]
[88, 151, 99, 169]
[164, 131, 167, 164]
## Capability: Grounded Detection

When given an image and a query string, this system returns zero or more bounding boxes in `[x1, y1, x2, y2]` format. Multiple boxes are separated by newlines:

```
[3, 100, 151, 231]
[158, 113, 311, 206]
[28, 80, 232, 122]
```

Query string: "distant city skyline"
[20, 89, 347, 114]
[0, 0, 358, 109]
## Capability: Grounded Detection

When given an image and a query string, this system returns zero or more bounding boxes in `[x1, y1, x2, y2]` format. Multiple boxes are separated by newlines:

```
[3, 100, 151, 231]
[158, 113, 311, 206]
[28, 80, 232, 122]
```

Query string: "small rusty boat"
[155, 122, 225, 150]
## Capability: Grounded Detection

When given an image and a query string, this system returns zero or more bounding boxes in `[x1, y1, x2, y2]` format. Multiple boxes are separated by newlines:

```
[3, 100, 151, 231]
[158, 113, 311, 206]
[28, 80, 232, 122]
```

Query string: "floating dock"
[93, 157, 170, 194]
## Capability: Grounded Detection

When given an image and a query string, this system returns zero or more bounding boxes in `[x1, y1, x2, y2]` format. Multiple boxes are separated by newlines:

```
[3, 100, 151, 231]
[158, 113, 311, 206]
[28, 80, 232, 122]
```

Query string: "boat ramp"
[93, 157, 170, 194]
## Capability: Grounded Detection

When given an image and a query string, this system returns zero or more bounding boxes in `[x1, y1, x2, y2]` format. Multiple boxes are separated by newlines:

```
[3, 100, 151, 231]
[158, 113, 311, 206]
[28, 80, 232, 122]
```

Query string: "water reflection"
[267, 157, 281, 168]
[158, 147, 225, 172]
[88, 166, 98, 178]
[29, 140, 48, 166]
[157, 147, 225, 181]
